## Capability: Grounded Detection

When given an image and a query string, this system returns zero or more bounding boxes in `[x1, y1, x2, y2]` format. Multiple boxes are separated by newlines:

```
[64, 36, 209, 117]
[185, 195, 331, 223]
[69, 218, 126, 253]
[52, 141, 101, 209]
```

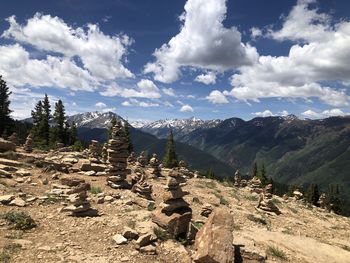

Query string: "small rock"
[104, 196, 114, 202]
[84, 171, 96, 176]
[136, 233, 157, 248]
[0, 194, 15, 204]
[10, 197, 26, 207]
[15, 169, 31, 177]
[122, 227, 139, 240]
[112, 234, 128, 245]
[139, 245, 157, 255]
[120, 256, 130, 262]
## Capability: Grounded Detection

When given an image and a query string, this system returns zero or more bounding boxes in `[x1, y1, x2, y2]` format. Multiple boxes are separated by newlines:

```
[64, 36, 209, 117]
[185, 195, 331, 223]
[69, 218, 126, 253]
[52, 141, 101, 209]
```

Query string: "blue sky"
[1, 0, 350, 122]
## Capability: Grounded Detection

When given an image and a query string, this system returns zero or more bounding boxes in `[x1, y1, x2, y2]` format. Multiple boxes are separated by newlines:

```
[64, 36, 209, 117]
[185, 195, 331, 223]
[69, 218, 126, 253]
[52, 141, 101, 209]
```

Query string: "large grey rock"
[193, 208, 234, 263]
[0, 138, 16, 152]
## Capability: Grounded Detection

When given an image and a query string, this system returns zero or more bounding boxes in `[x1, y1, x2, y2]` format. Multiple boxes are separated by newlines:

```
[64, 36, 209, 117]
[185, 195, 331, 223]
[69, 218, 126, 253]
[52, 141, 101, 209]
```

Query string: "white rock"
[112, 234, 128, 245]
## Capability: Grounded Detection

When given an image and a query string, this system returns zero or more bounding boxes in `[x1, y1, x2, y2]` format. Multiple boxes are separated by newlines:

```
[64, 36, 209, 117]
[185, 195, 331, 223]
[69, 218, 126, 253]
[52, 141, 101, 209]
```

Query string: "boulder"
[0, 138, 16, 152]
[193, 208, 234, 263]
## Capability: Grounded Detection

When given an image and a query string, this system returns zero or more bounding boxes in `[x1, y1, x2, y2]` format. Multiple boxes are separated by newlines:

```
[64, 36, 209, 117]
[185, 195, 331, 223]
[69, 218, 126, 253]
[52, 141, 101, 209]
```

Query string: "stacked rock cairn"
[257, 184, 281, 214]
[152, 169, 192, 237]
[24, 134, 33, 153]
[101, 143, 108, 163]
[127, 152, 137, 165]
[131, 170, 153, 200]
[8, 132, 18, 145]
[136, 151, 147, 167]
[249, 176, 263, 194]
[149, 153, 161, 177]
[106, 122, 130, 189]
[89, 140, 102, 163]
[61, 178, 98, 217]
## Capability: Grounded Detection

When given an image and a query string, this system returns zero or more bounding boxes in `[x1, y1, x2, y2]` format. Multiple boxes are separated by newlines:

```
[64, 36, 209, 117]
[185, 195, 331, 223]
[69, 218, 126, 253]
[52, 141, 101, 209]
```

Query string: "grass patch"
[266, 245, 288, 260]
[147, 202, 156, 211]
[43, 195, 60, 204]
[192, 221, 204, 230]
[1, 212, 37, 230]
[245, 195, 259, 202]
[281, 228, 294, 235]
[219, 196, 229, 206]
[271, 198, 281, 205]
[204, 181, 217, 189]
[0, 243, 22, 263]
[247, 214, 267, 225]
[153, 227, 172, 241]
[232, 223, 242, 231]
[90, 186, 102, 194]
[289, 207, 298, 214]
[126, 220, 136, 229]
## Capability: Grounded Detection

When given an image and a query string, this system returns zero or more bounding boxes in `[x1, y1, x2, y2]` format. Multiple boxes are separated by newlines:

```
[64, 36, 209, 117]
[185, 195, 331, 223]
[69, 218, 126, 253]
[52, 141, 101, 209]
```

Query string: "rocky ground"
[0, 147, 350, 263]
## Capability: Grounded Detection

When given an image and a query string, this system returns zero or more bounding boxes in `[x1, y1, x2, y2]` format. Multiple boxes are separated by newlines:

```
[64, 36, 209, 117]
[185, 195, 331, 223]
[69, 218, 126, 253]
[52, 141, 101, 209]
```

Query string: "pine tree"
[0, 75, 13, 136]
[52, 100, 66, 144]
[70, 121, 78, 145]
[251, 162, 258, 178]
[163, 129, 178, 168]
[124, 122, 133, 154]
[328, 184, 342, 214]
[206, 168, 215, 179]
[42, 94, 51, 146]
[108, 116, 117, 139]
[259, 163, 268, 186]
[306, 183, 320, 206]
[31, 100, 45, 147]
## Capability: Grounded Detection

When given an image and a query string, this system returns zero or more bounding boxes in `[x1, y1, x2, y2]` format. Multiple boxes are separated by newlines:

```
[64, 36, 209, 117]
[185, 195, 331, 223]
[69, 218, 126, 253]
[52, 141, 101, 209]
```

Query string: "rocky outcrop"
[0, 138, 16, 152]
[193, 208, 234, 263]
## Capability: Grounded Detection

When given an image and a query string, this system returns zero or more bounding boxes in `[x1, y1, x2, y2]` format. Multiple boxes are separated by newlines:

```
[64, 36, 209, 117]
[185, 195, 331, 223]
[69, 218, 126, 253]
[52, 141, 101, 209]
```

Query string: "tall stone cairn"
[152, 169, 192, 237]
[8, 132, 18, 146]
[89, 140, 101, 163]
[24, 134, 33, 153]
[248, 176, 262, 194]
[101, 143, 108, 163]
[149, 153, 161, 177]
[106, 122, 130, 189]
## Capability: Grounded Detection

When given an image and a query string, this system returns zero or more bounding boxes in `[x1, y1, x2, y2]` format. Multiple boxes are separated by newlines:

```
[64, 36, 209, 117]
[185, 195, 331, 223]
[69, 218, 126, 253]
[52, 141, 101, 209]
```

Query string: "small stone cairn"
[8, 132, 18, 145]
[318, 193, 327, 209]
[61, 178, 98, 217]
[200, 203, 213, 217]
[106, 122, 130, 189]
[101, 143, 108, 163]
[249, 176, 263, 194]
[293, 188, 304, 200]
[149, 153, 161, 177]
[178, 160, 194, 178]
[136, 151, 147, 167]
[131, 171, 153, 200]
[257, 184, 281, 214]
[24, 134, 33, 153]
[127, 152, 137, 165]
[152, 169, 192, 237]
[234, 170, 241, 187]
[89, 140, 102, 163]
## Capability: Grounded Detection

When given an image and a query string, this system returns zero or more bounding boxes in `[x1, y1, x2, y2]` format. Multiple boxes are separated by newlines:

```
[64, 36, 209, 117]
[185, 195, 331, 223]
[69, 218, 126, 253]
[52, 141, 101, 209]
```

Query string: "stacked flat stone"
[101, 143, 108, 163]
[293, 189, 304, 200]
[106, 122, 130, 189]
[131, 172, 153, 200]
[234, 170, 241, 187]
[200, 203, 213, 217]
[178, 160, 194, 178]
[249, 176, 263, 194]
[149, 153, 161, 177]
[318, 193, 327, 209]
[127, 152, 137, 165]
[136, 151, 147, 167]
[257, 184, 281, 214]
[61, 178, 98, 217]
[89, 140, 102, 163]
[8, 132, 18, 146]
[24, 134, 33, 153]
[152, 170, 192, 237]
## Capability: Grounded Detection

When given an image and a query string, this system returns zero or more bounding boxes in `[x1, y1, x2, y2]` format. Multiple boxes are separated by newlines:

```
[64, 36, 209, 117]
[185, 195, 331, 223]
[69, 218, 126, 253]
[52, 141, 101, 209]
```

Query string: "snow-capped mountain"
[129, 120, 152, 128]
[67, 111, 125, 129]
[140, 117, 222, 139]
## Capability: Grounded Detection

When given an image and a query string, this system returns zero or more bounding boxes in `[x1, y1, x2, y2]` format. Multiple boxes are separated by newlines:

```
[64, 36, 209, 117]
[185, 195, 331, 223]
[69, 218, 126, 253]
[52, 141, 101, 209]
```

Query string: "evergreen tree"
[163, 129, 178, 168]
[306, 183, 320, 206]
[31, 100, 45, 147]
[328, 184, 342, 214]
[206, 168, 215, 179]
[251, 162, 258, 178]
[287, 184, 298, 197]
[70, 121, 78, 145]
[108, 116, 117, 139]
[259, 163, 268, 186]
[124, 122, 133, 154]
[0, 76, 13, 136]
[42, 94, 51, 146]
[52, 100, 66, 144]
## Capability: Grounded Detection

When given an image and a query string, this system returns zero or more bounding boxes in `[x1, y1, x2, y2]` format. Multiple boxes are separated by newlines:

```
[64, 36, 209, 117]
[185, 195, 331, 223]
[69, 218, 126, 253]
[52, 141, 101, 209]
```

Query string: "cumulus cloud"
[95, 102, 107, 108]
[122, 98, 160, 108]
[225, 0, 350, 107]
[162, 88, 176, 96]
[252, 110, 274, 117]
[301, 108, 348, 119]
[144, 0, 258, 83]
[3, 13, 133, 80]
[100, 79, 161, 99]
[180, 104, 194, 112]
[195, 72, 216, 85]
[250, 27, 262, 39]
[206, 90, 228, 104]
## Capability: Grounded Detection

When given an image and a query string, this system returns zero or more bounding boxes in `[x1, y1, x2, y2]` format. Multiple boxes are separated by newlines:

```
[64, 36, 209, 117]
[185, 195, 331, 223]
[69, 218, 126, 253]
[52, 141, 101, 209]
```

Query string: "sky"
[1, 0, 350, 122]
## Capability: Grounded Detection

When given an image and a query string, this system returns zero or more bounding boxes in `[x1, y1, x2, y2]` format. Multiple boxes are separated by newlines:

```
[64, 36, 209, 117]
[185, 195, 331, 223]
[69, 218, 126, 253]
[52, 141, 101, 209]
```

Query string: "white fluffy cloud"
[250, 27, 262, 39]
[206, 90, 228, 104]
[95, 102, 107, 108]
[195, 72, 216, 85]
[100, 79, 161, 99]
[162, 88, 176, 97]
[3, 13, 133, 80]
[180, 104, 194, 112]
[225, 0, 350, 107]
[122, 98, 160, 108]
[301, 108, 348, 119]
[144, 0, 258, 83]
[252, 110, 274, 117]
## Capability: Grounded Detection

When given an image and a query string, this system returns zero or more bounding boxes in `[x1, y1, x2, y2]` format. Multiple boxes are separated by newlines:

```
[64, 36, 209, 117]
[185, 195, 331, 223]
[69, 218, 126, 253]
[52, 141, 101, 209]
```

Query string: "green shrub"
[153, 227, 172, 241]
[247, 214, 267, 225]
[90, 186, 102, 194]
[1, 212, 37, 230]
[266, 245, 288, 260]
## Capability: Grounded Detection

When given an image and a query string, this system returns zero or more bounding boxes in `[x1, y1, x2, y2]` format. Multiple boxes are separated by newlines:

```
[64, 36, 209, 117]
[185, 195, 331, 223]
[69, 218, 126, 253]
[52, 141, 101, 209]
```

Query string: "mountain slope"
[68, 111, 124, 129]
